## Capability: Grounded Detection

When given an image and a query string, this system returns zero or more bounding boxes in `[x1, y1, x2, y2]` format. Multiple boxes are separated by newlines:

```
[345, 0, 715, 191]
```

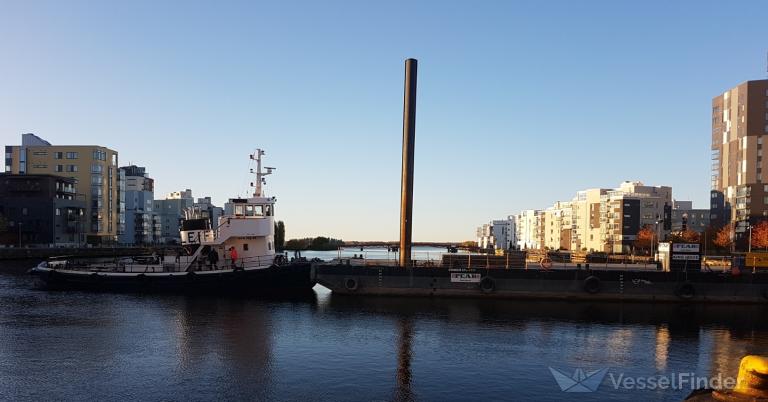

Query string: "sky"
[1, 0, 767, 242]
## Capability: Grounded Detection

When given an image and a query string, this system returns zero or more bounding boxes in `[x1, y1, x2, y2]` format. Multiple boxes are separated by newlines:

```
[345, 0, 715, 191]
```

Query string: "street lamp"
[650, 218, 663, 261]
[18, 222, 22, 248]
[748, 223, 753, 253]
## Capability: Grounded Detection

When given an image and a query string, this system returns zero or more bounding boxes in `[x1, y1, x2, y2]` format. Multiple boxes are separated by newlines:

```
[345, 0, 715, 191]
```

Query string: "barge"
[315, 58, 768, 303]
[314, 261, 768, 303]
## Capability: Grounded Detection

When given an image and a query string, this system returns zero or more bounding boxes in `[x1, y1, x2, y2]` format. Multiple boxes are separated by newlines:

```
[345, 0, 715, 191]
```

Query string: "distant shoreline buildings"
[478, 76, 768, 254]
[1, 133, 223, 246]
[477, 181, 708, 254]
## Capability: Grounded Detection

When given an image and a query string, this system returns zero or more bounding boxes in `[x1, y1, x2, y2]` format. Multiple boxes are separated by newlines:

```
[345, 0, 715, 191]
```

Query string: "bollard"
[685, 355, 768, 401]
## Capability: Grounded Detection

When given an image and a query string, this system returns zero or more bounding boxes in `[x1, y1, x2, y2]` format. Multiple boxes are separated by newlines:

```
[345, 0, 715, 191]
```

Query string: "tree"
[274, 221, 285, 251]
[713, 224, 733, 251]
[669, 229, 701, 243]
[751, 220, 768, 250]
[284, 238, 310, 250]
[634, 225, 655, 254]
[284, 236, 344, 251]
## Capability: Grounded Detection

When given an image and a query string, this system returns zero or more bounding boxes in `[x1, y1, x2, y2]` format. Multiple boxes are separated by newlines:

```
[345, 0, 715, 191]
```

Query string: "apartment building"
[599, 181, 672, 253]
[711, 79, 768, 238]
[542, 201, 572, 250]
[671, 200, 710, 233]
[569, 188, 607, 252]
[0, 174, 87, 246]
[119, 165, 158, 245]
[516, 209, 541, 250]
[494, 181, 676, 253]
[476, 217, 516, 251]
[154, 189, 194, 244]
[4, 133, 120, 244]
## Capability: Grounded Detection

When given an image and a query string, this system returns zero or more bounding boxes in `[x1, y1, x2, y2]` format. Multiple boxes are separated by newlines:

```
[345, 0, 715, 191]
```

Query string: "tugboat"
[30, 149, 315, 293]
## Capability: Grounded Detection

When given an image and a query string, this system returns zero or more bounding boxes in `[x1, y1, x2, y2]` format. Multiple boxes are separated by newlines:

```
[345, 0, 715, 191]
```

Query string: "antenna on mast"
[249, 149, 274, 197]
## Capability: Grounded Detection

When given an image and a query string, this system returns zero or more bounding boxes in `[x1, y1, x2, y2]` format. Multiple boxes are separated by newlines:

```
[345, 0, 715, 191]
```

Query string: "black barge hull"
[32, 262, 316, 294]
[314, 265, 768, 303]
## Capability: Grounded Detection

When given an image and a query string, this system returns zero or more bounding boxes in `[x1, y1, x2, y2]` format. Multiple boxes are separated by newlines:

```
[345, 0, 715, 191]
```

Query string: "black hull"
[315, 264, 768, 304]
[32, 262, 316, 294]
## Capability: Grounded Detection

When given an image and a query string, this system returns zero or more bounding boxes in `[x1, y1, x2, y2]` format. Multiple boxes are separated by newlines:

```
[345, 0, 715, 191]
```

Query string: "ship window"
[235, 205, 244, 216]
[253, 205, 264, 216]
[265, 205, 272, 216]
[243, 243, 249, 251]
[245, 205, 254, 216]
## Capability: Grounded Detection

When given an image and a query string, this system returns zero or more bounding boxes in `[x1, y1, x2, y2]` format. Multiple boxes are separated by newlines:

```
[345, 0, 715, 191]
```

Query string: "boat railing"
[329, 250, 671, 271]
[48, 253, 278, 273]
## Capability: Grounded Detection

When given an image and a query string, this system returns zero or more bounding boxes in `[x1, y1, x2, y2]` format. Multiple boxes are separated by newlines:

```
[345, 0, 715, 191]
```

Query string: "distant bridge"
[342, 241, 477, 250]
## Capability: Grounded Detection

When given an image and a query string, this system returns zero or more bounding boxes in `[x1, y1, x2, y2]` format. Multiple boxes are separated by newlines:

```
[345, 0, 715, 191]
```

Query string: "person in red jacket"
[229, 246, 239, 269]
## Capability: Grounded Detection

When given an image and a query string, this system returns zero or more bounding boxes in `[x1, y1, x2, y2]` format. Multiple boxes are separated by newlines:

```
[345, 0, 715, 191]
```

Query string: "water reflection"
[3, 259, 768, 402]
[324, 293, 768, 330]
[655, 324, 670, 371]
[394, 318, 414, 402]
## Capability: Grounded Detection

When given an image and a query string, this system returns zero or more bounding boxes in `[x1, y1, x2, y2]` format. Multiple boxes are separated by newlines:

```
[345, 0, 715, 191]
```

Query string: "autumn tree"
[634, 225, 655, 255]
[750, 220, 768, 250]
[669, 229, 701, 243]
[713, 224, 733, 252]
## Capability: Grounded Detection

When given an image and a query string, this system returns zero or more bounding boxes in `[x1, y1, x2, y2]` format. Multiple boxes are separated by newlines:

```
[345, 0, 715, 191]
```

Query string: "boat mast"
[250, 149, 274, 197]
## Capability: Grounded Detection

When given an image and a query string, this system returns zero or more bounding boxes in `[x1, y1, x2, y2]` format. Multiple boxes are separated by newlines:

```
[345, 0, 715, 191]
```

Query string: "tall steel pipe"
[399, 58, 417, 267]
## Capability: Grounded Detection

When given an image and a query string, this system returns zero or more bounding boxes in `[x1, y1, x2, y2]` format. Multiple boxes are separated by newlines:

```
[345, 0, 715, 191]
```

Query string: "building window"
[56, 208, 61, 216]
[66, 152, 78, 159]
[22, 208, 27, 216]
[55, 165, 63, 172]
[66, 165, 78, 172]
[91, 164, 103, 173]
[243, 243, 249, 251]
[32, 151, 47, 156]
[32, 164, 47, 169]
[54, 152, 63, 159]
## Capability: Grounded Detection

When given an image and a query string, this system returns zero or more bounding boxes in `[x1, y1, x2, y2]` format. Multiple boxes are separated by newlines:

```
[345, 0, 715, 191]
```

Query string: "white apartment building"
[476, 217, 516, 251]
[516, 209, 541, 250]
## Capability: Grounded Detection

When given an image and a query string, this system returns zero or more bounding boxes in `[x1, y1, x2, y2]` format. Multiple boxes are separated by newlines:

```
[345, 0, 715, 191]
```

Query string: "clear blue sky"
[1, 1, 767, 241]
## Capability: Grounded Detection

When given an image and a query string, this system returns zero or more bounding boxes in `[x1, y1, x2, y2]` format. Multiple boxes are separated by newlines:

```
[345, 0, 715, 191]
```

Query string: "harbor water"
[2, 254, 768, 401]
